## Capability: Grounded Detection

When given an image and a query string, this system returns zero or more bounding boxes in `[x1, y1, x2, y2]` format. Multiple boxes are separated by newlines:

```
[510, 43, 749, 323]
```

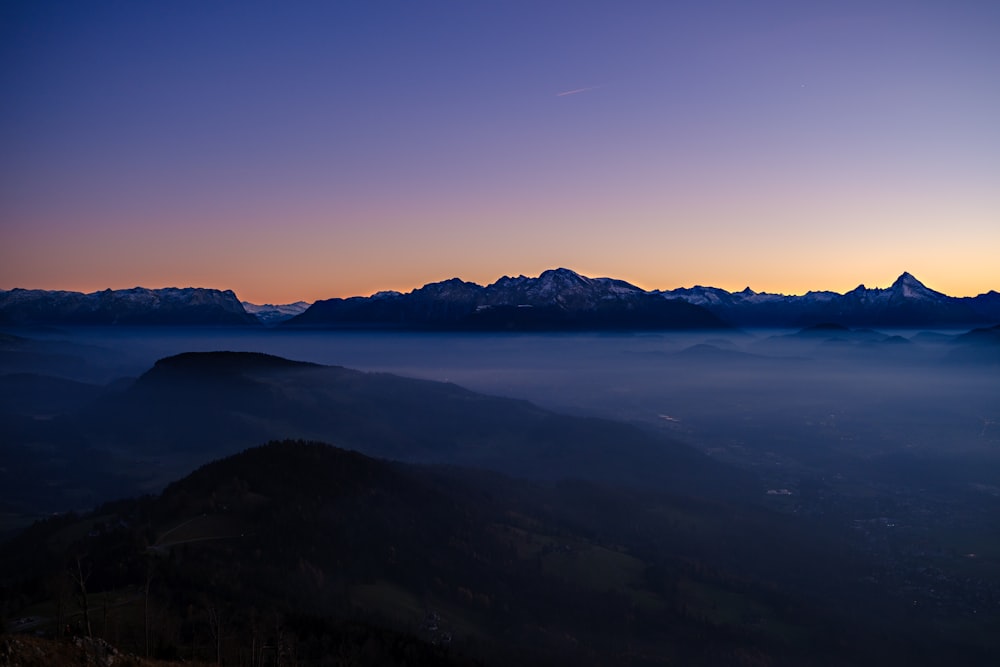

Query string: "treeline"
[2, 441, 994, 666]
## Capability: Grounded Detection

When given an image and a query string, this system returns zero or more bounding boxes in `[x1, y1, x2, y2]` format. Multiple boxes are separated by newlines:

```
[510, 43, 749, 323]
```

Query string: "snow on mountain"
[5, 271, 996, 329]
[241, 300, 312, 324]
[661, 272, 992, 327]
[845, 272, 947, 303]
[288, 268, 724, 330]
[893, 272, 938, 299]
[481, 268, 644, 309]
[285, 269, 998, 329]
[0, 287, 257, 325]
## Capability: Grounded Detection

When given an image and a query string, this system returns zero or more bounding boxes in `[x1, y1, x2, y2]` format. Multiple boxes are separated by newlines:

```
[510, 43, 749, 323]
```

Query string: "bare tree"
[143, 556, 154, 658]
[206, 601, 224, 666]
[45, 570, 73, 638]
[68, 555, 93, 638]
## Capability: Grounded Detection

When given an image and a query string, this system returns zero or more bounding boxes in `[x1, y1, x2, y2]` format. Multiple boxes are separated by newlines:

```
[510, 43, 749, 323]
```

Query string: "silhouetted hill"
[672, 343, 768, 362]
[0, 373, 103, 416]
[0, 330, 125, 380]
[948, 324, 1000, 364]
[5, 440, 983, 666]
[150, 350, 321, 374]
[1, 351, 750, 521]
[741, 325, 930, 363]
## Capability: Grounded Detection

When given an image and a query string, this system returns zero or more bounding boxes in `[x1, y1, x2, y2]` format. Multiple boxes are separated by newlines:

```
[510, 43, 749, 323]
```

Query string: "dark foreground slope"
[4, 441, 992, 666]
[1, 351, 748, 522]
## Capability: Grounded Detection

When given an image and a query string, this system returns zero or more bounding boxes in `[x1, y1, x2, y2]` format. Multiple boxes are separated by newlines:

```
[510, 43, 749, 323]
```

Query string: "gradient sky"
[2, 1, 998, 304]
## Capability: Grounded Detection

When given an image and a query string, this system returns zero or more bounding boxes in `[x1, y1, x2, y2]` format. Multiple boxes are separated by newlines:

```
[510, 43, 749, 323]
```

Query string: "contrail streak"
[556, 86, 599, 97]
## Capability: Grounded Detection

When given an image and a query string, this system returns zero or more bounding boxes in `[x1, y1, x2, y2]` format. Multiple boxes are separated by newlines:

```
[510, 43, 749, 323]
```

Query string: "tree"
[144, 556, 154, 658]
[69, 555, 93, 638]
[44, 570, 73, 638]
[205, 600, 225, 666]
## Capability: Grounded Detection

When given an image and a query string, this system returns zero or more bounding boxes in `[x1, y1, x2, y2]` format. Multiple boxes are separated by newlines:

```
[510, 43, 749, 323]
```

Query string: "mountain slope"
[0, 287, 257, 325]
[291, 269, 996, 330]
[660, 272, 995, 327]
[241, 300, 311, 324]
[86, 351, 744, 489]
[1, 351, 750, 520]
[288, 268, 728, 330]
[5, 270, 995, 329]
[4, 440, 979, 666]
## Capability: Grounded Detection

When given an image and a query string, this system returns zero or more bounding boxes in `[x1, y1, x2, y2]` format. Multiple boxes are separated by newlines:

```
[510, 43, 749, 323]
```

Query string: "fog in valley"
[10, 325, 999, 459]
[2, 325, 999, 665]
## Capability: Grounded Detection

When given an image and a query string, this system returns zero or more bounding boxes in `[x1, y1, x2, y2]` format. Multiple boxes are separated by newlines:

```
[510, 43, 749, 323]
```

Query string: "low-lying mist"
[4, 324, 999, 511]
[3, 324, 999, 664]
[15, 325, 998, 461]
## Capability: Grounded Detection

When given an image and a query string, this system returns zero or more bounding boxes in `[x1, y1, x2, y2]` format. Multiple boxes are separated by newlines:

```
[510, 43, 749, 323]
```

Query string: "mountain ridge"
[5, 270, 998, 328]
[0, 286, 256, 326]
[3, 439, 937, 666]
[1, 350, 751, 519]
[288, 268, 729, 330]
[656, 271, 997, 327]
[287, 269, 998, 329]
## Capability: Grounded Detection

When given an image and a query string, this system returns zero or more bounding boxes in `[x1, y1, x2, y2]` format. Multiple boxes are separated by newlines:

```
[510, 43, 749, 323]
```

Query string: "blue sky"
[2, 1, 998, 302]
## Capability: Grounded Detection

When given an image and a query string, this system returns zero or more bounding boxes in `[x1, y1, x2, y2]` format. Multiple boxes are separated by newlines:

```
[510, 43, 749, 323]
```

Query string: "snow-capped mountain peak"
[241, 300, 312, 324]
[889, 272, 941, 300]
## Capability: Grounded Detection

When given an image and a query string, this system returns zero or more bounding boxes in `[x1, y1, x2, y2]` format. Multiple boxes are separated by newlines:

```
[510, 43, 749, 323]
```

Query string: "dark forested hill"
[4, 440, 988, 666]
[1, 351, 750, 522]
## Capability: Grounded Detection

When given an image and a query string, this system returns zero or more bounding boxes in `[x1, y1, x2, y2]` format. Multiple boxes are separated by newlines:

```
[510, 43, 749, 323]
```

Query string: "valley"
[1, 325, 998, 665]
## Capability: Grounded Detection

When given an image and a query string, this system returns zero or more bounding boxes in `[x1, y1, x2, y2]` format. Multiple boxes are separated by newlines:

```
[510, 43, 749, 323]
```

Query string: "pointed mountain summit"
[887, 272, 945, 300]
[843, 273, 947, 306]
[804, 272, 980, 326]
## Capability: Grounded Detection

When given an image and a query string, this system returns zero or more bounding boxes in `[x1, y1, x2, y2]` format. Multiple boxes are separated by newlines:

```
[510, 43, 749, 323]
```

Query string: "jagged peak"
[887, 272, 948, 300]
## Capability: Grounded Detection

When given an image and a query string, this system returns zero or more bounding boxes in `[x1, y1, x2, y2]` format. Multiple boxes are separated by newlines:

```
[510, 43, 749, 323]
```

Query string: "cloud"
[556, 86, 599, 97]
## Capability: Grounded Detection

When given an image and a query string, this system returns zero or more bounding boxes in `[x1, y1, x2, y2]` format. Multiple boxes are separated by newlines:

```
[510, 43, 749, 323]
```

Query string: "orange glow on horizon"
[4, 265, 993, 307]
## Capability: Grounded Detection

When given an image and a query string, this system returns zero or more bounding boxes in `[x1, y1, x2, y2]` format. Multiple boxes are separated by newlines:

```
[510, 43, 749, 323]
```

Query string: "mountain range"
[288, 268, 726, 330]
[660, 272, 1000, 327]
[3, 270, 997, 328]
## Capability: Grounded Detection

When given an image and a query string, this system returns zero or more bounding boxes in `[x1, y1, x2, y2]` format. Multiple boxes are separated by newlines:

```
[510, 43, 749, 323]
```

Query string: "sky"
[1, 1, 998, 304]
